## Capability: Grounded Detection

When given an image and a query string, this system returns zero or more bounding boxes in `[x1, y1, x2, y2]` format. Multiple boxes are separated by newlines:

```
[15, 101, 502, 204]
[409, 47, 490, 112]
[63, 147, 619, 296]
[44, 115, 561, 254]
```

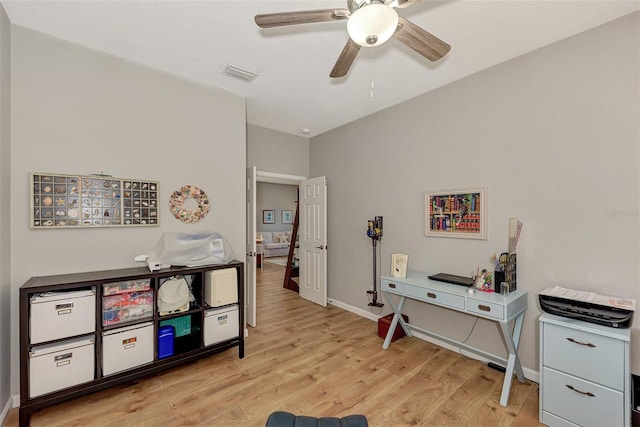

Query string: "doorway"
[246, 169, 304, 328]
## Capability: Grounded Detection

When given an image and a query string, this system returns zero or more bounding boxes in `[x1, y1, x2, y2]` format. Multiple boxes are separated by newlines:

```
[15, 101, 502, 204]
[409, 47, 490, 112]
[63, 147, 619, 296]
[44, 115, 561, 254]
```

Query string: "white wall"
[0, 2, 11, 416]
[247, 124, 309, 178]
[311, 12, 640, 374]
[9, 26, 246, 394]
[256, 182, 297, 233]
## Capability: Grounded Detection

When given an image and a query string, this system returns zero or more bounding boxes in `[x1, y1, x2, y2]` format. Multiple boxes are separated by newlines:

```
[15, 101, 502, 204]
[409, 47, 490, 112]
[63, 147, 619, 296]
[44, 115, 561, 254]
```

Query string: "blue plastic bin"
[158, 325, 175, 359]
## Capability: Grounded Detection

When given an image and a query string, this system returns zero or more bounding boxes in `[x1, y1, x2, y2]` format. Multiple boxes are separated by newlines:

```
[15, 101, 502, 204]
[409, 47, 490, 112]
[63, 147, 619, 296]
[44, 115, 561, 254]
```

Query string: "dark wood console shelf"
[19, 262, 244, 427]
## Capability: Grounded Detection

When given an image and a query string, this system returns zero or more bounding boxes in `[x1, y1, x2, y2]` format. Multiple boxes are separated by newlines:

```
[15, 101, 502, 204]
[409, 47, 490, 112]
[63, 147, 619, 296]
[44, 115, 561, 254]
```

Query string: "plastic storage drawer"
[102, 290, 153, 326]
[204, 305, 239, 346]
[30, 290, 96, 344]
[29, 336, 95, 398]
[102, 279, 151, 296]
[204, 268, 238, 307]
[102, 322, 154, 376]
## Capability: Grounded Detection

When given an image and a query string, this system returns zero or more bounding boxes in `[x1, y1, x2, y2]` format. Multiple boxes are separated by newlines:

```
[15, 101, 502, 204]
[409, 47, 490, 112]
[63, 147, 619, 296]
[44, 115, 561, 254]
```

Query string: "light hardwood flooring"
[4, 263, 543, 427]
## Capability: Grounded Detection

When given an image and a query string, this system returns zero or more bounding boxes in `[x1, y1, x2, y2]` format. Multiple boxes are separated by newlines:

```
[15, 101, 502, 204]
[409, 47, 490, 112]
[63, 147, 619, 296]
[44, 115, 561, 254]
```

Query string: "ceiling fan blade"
[255, 9, 349, 28]
[393, 16, 450, 61]
[330, 39, 361, 78]
[391, 0, 418, 9]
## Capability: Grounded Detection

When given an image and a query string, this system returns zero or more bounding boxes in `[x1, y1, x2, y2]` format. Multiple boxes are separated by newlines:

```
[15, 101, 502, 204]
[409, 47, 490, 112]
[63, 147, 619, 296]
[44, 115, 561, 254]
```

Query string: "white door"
[245, 166, 257, 327]
[299, 176, 327, 307]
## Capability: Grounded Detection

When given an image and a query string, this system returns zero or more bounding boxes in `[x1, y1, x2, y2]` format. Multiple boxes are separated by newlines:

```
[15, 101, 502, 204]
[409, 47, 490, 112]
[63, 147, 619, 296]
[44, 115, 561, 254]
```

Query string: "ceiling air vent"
[223, 64, 258, 82]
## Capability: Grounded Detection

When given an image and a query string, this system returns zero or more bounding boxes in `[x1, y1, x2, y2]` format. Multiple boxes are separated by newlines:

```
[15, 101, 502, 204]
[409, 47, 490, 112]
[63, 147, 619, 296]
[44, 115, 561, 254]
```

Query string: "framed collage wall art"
[425, 187, 487, 239]
[31, 172, 159, 229]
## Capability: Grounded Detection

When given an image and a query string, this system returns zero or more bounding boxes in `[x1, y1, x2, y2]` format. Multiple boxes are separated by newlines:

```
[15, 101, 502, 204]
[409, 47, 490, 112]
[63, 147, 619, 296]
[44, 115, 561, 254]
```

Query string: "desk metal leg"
[381, 293, 410, 349]
[498, 311, 526, 407]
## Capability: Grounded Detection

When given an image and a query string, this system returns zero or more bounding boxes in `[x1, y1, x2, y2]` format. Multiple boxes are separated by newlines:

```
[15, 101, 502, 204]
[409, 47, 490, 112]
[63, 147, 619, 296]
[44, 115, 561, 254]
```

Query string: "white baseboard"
[0, 394, 18, 425]
[328, 298, 539, 384]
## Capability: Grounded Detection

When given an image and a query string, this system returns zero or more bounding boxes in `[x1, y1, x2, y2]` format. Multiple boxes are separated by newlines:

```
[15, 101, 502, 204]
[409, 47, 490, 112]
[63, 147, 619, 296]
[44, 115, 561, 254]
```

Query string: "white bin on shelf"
[204, 305, 239, 346]
[30, 289, 96, 344]
[204, 268, 237, 307]
[102, 322, 154, 376]
[29, 336, 95, 398]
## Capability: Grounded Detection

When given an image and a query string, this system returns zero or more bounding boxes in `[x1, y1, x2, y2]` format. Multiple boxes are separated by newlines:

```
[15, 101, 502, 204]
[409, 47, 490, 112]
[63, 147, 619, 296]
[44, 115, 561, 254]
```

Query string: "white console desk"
[381, 270, 528, 407]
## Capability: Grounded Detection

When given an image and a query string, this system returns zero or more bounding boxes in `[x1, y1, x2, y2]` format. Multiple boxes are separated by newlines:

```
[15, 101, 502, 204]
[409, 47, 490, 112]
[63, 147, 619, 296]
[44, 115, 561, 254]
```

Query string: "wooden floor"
[4, 263, 543, 427]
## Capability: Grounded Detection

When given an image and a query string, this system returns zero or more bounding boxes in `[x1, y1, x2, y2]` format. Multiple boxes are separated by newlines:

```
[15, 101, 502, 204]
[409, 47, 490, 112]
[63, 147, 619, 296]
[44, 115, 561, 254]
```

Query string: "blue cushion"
[266, 412, 368, 427]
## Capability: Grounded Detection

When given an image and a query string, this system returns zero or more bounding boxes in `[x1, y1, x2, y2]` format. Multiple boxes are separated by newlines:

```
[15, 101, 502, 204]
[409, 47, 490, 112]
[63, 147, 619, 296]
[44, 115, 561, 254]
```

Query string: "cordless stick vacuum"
[366, 216, 384, 307]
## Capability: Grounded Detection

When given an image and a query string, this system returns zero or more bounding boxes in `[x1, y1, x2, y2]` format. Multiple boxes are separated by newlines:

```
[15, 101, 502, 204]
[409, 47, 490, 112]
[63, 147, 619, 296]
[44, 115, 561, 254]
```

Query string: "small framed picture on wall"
[425, 187, 487, 239]
[281, 210, 293, 224]
[263, 210, 275, 224]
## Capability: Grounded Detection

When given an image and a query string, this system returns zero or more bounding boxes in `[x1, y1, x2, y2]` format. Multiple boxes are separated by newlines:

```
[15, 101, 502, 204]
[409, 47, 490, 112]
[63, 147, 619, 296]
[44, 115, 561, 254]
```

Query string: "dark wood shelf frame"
[19, 261, 244, 427]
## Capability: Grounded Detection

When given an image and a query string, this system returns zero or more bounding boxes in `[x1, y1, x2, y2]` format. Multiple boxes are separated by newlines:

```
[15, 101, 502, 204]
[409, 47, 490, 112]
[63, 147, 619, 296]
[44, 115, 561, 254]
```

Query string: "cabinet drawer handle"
[565, 384, 595, 397]
[388, 283, 396, 289]
[55, 302, 73, 310]
[566, 337, 596, 348]
[478, 304, 491, 312]
[427, 292, 436, 299]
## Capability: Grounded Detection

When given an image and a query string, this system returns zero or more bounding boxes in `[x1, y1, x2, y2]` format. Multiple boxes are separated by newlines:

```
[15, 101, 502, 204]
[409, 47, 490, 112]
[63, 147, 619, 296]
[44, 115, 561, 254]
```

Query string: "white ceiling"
[2, 1, 638, 138]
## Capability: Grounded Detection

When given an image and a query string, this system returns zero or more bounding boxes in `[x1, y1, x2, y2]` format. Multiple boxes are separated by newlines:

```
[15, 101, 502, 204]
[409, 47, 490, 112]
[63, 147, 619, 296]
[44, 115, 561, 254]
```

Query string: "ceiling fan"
[255, 0, 451, 78]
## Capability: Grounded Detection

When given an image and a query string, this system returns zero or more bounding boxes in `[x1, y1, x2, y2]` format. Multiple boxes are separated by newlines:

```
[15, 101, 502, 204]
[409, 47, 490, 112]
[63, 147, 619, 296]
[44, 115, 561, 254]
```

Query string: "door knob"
[316, 245, 324, 250]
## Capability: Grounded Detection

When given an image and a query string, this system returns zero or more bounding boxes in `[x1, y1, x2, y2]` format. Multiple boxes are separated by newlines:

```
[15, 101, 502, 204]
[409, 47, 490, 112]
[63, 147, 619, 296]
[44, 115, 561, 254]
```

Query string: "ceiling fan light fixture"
[347, 3, 398, 47]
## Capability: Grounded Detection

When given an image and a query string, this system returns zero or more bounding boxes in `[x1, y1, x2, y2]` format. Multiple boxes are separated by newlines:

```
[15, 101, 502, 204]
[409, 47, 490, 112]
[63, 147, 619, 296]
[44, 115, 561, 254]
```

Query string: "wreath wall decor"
[169, 185, 210, 223]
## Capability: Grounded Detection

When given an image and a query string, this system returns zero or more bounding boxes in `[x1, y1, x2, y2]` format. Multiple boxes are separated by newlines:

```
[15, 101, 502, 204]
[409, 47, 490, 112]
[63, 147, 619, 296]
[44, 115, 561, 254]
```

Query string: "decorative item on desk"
[500, 282, 510, 296]
[474, 268, 494, 292]
[494, 270, 506, 292]
[508, 218, 523, 253]
[390, 253, 408, 278]
[505, 253, 517, 292]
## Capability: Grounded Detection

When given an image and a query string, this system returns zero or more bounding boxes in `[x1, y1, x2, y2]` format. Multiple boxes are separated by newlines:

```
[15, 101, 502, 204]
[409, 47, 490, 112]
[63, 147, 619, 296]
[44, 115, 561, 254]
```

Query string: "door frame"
[257, 171, 306, 186]
[247, 170, 305, 329]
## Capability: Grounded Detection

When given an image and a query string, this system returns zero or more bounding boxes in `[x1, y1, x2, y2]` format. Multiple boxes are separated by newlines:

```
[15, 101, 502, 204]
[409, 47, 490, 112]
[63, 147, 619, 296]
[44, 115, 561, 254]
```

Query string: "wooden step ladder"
[283, 202, 299, 292]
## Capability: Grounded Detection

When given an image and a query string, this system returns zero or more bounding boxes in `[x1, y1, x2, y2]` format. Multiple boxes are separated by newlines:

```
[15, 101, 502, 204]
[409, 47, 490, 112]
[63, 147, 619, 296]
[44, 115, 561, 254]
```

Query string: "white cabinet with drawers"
[539, 313, 631, 427]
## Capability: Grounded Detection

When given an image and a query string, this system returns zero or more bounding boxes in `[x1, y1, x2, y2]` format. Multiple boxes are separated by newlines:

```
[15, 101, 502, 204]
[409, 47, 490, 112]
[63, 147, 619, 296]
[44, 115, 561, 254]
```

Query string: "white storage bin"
[102, 322, 154, 376]
[204, 305, 239, 346]
[30, 290, 96, 344]
[204, 268, 238, 307]
[29, 336, 95, 398]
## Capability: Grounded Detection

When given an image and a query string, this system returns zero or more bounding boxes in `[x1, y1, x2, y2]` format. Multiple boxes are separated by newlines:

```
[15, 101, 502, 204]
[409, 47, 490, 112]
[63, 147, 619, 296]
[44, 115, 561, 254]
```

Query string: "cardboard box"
[377, 313, 409, 342]
[102, 322, 153, 376]
[30, 290, 96, 344]
[29, 336, 95, 398]
[204, 268, 238, 307]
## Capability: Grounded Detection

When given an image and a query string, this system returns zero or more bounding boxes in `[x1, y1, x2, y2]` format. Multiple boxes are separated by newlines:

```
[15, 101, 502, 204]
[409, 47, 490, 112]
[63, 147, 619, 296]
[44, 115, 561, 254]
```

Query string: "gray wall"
[247, 124, 309, 177]
[0, 3, 10, 416]
[256, 182, 297, 233]
[311, 12, 640, 375]
[9, 26, 246, 394]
